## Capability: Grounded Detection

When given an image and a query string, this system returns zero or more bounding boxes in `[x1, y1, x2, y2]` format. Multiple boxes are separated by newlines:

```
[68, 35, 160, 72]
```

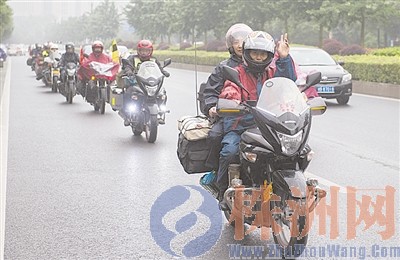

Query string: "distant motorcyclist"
[30, 43, 41, 57]
[36, 42, 57, 80]
[77, 40, 116, 96]
[60, 42, 80, 83]
[118, 39, 170, 126]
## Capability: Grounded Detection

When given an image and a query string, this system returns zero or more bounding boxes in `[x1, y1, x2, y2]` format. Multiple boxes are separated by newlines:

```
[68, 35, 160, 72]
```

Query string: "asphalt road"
[4, 56, 400, 260]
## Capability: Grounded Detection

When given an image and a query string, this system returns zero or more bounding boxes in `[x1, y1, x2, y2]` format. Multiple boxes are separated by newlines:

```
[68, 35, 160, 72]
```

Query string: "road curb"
[0, 59, 10, 260]
[168, 62, 400, 99]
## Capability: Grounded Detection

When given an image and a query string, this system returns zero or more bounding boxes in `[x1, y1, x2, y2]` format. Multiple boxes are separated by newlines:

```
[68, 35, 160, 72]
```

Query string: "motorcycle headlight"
[146, 86, 157, 96]
[67, 69, 75, 76]
[277, 131, 303, 156]
[243, 152, 257, 163]
[342, 73, 352, 83]
[127, 105, 137, 113]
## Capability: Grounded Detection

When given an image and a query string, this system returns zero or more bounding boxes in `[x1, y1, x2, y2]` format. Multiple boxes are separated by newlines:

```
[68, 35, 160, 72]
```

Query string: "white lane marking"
[352, 93, 400, 102]
[305, 171, 347, 194]
[0, 59, 11, 260]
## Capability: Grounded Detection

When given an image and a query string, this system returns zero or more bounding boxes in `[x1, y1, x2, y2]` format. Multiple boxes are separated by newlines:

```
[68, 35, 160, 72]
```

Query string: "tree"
[87, 0, 119, 41]
[0, 0, 13, 40]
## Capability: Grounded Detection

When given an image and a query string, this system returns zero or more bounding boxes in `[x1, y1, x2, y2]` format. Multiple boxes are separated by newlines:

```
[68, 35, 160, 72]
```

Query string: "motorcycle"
[34, 55, 45, 78]
[42, 56, 60, 92]
[118, 58, 171, 143]
[200, 66, 327, 257]
[78, 61, 119, 114]
[59, 62, 78, 103]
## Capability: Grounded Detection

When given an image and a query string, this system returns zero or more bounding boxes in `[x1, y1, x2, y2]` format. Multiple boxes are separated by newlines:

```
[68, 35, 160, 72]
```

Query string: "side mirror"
[221, 65, 250, 95]
[83, 53, 89, 58]
[306, 72, 321, 87]
[55, 57, 60, 61]
[121, 58, 132, 68]
[222, 65, 241, 87]
[338, 61, 345, 66]
[163, 58, 172, 68]
[308, 97, 327, 116]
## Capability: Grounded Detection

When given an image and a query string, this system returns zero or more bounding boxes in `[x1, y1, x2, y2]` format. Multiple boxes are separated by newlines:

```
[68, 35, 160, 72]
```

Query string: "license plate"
[317, 86, 334, 93]
[53, 70, 60, 75]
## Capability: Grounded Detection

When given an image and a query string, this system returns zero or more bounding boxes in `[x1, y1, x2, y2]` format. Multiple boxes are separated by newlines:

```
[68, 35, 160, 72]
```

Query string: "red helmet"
[137, 40, 153, 60]
[92, 40, 104, 54]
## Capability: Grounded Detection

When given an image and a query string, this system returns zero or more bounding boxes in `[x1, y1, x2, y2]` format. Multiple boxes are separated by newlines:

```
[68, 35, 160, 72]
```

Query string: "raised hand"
[277, 33, 290, 58]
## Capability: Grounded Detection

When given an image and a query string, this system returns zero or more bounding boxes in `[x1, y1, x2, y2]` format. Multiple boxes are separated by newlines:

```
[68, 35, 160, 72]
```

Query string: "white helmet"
[225, 23, 253, 54]
[50, 43, 59, 50]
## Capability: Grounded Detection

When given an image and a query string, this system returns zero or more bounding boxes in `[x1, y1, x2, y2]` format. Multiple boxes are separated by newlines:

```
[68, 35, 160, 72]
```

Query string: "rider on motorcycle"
[77, 40, 113, 96]
[118, 39, 170, 126]
[59, 42, 80, 83]
[201, 23, 253, 170]
[216, 31, 298, 211]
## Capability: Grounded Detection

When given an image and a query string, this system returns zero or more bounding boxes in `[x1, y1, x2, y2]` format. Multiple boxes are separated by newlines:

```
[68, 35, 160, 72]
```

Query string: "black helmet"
[242, 31, 276, 74]
[65, 42, 75, 53]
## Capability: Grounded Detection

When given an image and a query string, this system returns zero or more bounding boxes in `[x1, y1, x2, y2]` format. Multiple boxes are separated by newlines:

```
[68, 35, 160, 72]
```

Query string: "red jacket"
[219, 55, 298, 133]
[220, 65, 275, 102]
[86, 52, 112, 64]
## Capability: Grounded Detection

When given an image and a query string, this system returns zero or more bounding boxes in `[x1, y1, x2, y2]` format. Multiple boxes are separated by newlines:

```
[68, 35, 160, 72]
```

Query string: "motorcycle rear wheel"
[145, 115, 158, 143]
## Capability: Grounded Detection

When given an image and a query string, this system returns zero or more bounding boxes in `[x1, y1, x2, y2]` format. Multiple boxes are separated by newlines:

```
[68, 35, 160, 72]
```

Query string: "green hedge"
[154, 50, 229, 67]
[369, 47, 400, 57]
[333, 55, 400, 84]
[155, 50, 400, 85]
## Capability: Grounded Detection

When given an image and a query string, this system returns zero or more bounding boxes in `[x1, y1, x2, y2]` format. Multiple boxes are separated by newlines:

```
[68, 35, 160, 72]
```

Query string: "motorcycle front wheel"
[100, 99, 106, 114]
[131, 125, 143, 136]
[52, 77, 58, 92]
[67, 91, 73, 104]
[145, 115, 158, 143]
[272, 199, 308, 258]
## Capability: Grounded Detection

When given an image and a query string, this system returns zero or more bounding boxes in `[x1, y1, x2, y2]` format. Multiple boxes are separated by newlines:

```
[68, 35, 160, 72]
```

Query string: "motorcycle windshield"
[137, 61, 163, 81]
[256, 77, 308, 117]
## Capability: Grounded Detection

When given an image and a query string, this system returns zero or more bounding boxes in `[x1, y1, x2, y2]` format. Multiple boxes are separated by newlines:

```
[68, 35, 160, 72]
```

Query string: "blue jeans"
[217, 131, 241, 192]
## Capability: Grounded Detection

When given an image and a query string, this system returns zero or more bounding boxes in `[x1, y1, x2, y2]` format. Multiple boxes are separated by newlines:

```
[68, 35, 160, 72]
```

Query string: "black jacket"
[60, 52, 80, 67]
[202, 54, 242, 115]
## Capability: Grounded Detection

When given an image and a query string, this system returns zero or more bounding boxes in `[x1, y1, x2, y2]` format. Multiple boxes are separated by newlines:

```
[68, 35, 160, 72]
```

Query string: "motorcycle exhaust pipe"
[223, 187, 257, 211]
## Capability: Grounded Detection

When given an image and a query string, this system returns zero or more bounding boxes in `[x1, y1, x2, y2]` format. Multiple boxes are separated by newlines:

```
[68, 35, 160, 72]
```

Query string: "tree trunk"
[191, 28, 195, 44]
[384, 31, 388, 47]
[377, 28, 380, 48]
[360, 12, 365, 47]
[319, 24, 324, 48]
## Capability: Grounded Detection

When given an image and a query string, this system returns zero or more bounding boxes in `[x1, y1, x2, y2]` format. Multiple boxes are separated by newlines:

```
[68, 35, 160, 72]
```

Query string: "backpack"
[177, 115, 213, 174]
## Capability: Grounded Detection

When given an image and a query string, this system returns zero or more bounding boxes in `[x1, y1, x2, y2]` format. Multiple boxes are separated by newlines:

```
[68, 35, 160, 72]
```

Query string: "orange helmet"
[137, 40, 153, 61]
